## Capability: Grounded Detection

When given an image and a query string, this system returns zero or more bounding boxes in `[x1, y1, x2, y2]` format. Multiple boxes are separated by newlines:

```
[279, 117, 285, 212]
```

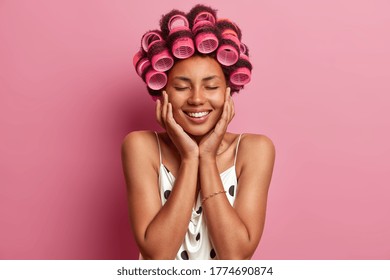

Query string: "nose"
[187, 87, 206, 105]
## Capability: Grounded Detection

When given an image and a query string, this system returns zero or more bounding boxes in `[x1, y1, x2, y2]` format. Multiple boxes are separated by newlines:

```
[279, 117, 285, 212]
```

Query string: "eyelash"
[174, 86, 219, 91]
[174, 87, 189, 91]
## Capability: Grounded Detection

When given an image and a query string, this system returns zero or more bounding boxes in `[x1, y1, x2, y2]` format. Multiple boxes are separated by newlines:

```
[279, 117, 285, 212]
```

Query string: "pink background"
[1, 0, 389, 259]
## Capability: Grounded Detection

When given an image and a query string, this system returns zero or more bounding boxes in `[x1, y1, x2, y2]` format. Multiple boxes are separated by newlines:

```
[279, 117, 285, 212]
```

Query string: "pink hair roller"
[145, 69, 167, 90]
[147, 39, 174, 72]
[216, 33, 240, 66]
[136, 57, 151, 77]
[192, 11, 218, 54]
[150, 47, 174, 71]
[168, 15, 195, 59]
[217, 45, 238, 66]
[195, 31, 219, 54]
[240, 43, 247, 55]
[240, 53, 250, 61]
[133, 50, 144, 68]
[192, 20, 213, 33]
[170, 26, 195, 59]
[141, 30, 174, 71]
[223, 33, 240, 45]
[133, 51, 152, 77]
[141, 31, 163, 52]
[169, 14, 189, 30]
[194, 12, 216, 25]
[192, 21, 218, 54]
[230, 67, 251, 86]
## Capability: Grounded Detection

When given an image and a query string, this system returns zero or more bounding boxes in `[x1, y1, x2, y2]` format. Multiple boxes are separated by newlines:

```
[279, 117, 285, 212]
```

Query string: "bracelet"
[201, 190, 227, 205]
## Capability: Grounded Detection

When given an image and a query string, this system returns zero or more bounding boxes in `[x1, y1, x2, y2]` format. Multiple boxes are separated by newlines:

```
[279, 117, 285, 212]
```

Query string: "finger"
[225, 87, 231, 102]
[161, 91, 168, 124]
[222, 88, 230, 123]
[215, 87, 232, 132]
[229, 96, 235, 123]
[225, 87, 235, 123]
[155, 99, 163, 127]
[167, 103, 180, 131]
[214, 99, 229, 136]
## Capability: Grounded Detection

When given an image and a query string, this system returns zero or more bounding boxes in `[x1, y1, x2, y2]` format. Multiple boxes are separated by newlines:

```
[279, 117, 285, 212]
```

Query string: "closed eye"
[174, 87, 190, 91]
[206, 86, 219, 90]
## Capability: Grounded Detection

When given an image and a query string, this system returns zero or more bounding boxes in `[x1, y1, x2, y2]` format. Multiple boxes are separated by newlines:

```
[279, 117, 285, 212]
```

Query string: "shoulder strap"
[154, 131, 162, 165]
[234, 134, 243, 166]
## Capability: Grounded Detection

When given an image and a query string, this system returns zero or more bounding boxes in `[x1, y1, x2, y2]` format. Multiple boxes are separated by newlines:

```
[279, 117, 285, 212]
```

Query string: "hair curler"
[229, 53, 252, 86]
[216, 32, 240, 66]
[147, 40, 174, 72]
[168, 14, 195, 59]
[230, 67, 251, 86]
[169, 28, 195, 59]
[141, 31, 163, 52]
[145, 69, 167, 90]
[133, 50, 153, 78]
[192, 12, 218, 54]
[194, 11, 216, 25]
[239, 42, 248, 55]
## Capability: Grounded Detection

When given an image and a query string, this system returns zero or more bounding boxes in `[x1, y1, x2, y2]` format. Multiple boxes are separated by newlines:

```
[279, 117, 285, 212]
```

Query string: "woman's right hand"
[156, 91, 199, 160]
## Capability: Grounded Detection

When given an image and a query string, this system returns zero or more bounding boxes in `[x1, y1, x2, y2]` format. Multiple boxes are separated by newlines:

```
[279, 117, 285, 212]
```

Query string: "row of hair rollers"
[133, 6, 251, 91]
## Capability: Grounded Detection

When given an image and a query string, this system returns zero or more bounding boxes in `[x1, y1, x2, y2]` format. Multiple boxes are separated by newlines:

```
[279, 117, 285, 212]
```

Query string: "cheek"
[210, 92, 225, 108]
[167, 97, 184, 118]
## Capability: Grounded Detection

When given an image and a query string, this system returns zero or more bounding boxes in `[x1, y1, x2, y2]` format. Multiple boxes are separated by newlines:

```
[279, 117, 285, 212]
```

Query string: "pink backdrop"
[1, 0, 389, 259]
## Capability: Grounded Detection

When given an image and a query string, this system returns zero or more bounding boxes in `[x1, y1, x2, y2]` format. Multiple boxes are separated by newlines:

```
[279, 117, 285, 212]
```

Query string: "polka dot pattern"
[210, 248, 216, 259]
[181, 250, 189, 260]
[164, 190, 171, 200]
[155, 133, 243, 259]
[229, 185, 235, 196]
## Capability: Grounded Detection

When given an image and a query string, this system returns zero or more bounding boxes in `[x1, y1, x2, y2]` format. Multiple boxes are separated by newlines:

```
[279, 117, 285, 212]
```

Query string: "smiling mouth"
[185, 111, 211, 118]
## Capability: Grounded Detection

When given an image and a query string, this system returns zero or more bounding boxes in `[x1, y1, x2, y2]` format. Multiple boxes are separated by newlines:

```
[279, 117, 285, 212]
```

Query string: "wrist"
[199, 155, 217, 164]
[181, 155, 199, 165]
[180, 149, 199, 161]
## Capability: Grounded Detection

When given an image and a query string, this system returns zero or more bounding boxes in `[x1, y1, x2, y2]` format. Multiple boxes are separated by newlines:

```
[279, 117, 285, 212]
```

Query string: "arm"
[122, 92, 200, 259]
[122, 131, 199, 259]
[199, 134, 275, 259]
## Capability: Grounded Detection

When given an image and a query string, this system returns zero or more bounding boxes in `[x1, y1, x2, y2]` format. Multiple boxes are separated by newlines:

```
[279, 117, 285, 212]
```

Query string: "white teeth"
[187, 111, 209, 118]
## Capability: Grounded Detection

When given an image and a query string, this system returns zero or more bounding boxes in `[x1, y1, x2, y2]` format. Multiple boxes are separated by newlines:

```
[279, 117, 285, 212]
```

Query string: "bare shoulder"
[236, 134, 275, 177]
[122, 130, 156, 152]
[240, 133, 275, 157]
[121, 130, 160, 171]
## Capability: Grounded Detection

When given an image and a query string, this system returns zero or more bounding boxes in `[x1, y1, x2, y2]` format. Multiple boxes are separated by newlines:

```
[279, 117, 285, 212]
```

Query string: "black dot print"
[196, 206, 202, 214]
[196, 233, 200, 241]
[229, 185, 235, 196]
[164, 190, 171, 200]
[181, 250, 189, 260]
[210, 248, 216, 259]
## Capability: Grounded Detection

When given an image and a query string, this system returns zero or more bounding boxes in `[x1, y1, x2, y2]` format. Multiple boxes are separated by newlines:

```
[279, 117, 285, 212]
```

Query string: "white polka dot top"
[154, 132, 243, 260]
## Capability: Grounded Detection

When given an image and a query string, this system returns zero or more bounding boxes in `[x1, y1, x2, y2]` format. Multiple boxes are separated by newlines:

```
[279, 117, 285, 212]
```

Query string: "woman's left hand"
[199, 87, 234, 159]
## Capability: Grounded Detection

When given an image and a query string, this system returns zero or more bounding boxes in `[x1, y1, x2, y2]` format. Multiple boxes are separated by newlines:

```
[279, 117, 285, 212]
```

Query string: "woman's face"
[165, 55, 227, 137]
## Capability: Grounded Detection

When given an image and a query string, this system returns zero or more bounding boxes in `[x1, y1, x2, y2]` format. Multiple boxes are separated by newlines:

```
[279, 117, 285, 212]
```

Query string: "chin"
[184, 125, 214, 137]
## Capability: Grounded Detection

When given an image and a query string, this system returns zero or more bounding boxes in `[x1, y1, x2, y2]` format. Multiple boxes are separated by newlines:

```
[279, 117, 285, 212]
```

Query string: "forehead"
[168, 55, 225, 80]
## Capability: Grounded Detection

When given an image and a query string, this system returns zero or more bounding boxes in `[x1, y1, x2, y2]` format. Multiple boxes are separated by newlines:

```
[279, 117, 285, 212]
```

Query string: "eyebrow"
[174, 75, 220, 82]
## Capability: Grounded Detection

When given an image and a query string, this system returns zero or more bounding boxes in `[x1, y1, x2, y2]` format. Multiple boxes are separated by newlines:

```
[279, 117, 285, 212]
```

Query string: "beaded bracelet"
[201, 190, 227, 205]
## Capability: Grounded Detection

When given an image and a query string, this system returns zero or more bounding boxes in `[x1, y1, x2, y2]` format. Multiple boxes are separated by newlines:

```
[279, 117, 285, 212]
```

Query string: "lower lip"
[185, 112, 211, 124]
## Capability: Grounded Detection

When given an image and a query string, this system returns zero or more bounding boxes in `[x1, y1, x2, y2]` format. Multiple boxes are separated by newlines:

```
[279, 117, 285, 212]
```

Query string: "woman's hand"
[156, 91, 199, 160]
[199, 87, 234, 159]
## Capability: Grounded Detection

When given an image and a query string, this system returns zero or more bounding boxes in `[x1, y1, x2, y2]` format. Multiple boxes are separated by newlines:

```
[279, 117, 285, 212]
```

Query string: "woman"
[122, 5, 275, 260]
